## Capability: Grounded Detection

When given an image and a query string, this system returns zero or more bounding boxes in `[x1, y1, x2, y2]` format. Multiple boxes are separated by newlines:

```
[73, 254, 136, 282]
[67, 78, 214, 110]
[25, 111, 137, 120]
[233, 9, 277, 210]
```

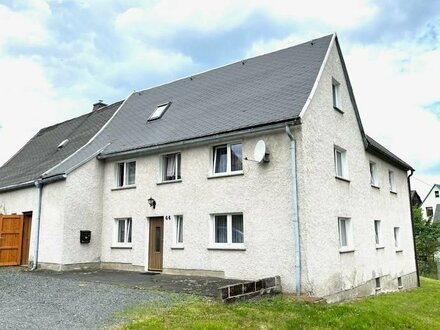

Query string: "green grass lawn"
[114, 277, 439, 329]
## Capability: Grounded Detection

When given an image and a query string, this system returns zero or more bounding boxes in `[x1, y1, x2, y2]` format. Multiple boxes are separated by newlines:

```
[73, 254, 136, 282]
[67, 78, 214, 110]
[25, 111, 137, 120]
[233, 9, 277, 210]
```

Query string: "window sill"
[333, 106, 344, 114]
[171, 246, 184, 250]
[208, 245, 246, 251]
[111, 245, 133, 249]
[395, 249, 403, 253]
[390, 190, 398, 195]
[207, 171, 244, 179]
[339, 248, 355, 254]
[157, 179, 182, 185]
[335, 176, 350, 183]
[376, 245, 385, 250]
[371, 184, 380, 189]
[111, 185, 136, 191]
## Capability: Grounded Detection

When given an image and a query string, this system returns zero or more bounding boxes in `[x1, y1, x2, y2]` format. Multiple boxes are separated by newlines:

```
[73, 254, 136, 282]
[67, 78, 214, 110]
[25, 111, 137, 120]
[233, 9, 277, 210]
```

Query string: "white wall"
[0, 182, 66, 265]
[0, 186, 35, 214]
[37, 180, 66, 264]
[295, 40, 416, 297]
[61, 158, 105, 264]
[100, 132, 298, 290]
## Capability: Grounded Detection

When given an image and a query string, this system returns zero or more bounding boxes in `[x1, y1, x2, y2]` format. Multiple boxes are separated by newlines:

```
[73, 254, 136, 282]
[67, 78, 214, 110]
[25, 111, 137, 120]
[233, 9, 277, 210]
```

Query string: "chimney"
[93, 100, 107, 111]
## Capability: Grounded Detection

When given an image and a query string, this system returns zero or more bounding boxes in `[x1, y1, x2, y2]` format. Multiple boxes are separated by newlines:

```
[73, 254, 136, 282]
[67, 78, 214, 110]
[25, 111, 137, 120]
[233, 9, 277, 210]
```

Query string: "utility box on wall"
[80, 230, 91, 244]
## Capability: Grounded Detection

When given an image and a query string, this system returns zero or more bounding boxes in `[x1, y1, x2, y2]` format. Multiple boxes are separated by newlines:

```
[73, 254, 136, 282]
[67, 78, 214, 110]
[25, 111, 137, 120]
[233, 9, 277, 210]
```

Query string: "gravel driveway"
[0, 267, 177, 330]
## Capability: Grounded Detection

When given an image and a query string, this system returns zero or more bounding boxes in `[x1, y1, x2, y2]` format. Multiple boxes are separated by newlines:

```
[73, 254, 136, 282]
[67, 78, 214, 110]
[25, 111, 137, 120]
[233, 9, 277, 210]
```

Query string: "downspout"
[30, 179, 43, 271]
[407, 169, 420, 287]
[285, 124, 301, 295]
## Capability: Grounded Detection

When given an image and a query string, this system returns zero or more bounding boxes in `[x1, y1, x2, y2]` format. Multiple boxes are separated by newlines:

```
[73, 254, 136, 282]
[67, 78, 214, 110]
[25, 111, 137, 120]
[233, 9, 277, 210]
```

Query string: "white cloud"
[0, 1, 51, 46]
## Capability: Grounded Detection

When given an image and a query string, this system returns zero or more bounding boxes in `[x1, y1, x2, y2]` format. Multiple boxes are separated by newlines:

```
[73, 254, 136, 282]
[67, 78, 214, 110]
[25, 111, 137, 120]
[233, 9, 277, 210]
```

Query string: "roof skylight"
[148, 102, 171, 121]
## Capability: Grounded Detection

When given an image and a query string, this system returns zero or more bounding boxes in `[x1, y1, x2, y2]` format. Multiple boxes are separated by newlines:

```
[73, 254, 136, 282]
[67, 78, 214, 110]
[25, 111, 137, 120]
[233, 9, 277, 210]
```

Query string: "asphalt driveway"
[0, 267, 241, 330]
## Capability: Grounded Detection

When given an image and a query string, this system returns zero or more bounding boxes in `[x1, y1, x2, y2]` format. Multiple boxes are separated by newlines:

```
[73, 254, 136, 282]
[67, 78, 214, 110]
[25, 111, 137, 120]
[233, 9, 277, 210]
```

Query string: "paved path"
[0, 267, 241, 330]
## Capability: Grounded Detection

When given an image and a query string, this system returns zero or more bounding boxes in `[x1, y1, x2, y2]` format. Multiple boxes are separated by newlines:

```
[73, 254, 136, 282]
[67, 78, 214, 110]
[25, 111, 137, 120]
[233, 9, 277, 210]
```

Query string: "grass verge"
[113, 277, 439, 329]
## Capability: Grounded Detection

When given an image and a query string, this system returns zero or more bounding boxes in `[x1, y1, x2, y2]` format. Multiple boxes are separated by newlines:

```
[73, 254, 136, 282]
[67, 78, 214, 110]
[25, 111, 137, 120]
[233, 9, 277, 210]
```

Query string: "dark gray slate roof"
[7, 33, 411, 182]
[365, 135, 413, 171]
[101, 34, 333, 156]
[46, 34, 333, 176]
[0, 101, 121, 189]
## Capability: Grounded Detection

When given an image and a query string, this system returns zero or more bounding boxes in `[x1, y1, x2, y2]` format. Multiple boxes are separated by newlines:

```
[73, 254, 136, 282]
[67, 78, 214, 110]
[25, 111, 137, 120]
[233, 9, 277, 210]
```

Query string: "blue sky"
[0, 0, 439, 196]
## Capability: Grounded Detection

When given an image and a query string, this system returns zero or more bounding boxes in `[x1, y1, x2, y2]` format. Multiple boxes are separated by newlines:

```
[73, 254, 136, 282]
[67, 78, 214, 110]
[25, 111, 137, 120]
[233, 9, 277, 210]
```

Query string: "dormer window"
[148, 102, 171, 121]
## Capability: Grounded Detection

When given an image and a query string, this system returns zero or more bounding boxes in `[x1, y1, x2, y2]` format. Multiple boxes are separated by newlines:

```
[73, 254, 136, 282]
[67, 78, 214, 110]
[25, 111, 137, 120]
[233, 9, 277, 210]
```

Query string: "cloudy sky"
[0, 0, 439, 196]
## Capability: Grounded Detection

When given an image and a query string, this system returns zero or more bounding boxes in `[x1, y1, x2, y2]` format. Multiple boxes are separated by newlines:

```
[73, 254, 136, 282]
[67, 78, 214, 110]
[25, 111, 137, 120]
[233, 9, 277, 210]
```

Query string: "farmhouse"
[0, 34, 417, 302]
[420, 184, 440, 221]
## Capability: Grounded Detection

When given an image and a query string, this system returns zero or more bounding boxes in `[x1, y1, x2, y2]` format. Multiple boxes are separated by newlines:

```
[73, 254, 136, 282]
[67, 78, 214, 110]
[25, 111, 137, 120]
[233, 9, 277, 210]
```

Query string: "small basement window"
[375, 277, 381, 291]
[148, 102, 171, 121]
[398, 276, 403, 288]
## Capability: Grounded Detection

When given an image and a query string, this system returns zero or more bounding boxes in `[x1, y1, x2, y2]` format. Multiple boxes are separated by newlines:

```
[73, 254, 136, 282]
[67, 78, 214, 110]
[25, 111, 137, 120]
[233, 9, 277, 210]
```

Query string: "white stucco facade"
[295, 41, 416, 298]
[0, 37, 417, 300]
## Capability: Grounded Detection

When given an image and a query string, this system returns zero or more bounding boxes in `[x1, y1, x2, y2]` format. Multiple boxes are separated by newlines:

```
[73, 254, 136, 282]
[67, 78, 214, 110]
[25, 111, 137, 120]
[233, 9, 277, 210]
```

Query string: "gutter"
[407, 169, 420, 287]
[29, 174, 66, 271]
[285, 124, 301, 295]
[98, 119, 301, 160]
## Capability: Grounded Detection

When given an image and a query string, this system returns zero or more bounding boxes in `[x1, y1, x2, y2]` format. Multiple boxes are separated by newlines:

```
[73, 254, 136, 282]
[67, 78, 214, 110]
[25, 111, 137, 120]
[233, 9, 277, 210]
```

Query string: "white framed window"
[212, 143, 243, 175]
[436, 191, 439, 198]
[389, 170, 396, 193]
[332, 79, 341, 110]
[116, 161, 136, 187]
[174, 215, 183, 246]
[148, 102, 171, 121]
[334, 147, 348, 179]
[210, 213, 244, 249]
[338, 217, 353, 252]
[113, 218, 132, 247]
[374, 220, 383, 247]
[162, 153, 181, 182]
[370, 161, 379, 187]
[394, 227, 401, 251]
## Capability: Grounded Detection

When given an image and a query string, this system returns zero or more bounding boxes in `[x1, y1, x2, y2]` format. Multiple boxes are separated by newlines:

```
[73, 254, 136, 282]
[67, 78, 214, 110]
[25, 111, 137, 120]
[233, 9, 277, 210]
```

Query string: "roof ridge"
[37, 100, 123, 135]
[135, 34, 334, 96]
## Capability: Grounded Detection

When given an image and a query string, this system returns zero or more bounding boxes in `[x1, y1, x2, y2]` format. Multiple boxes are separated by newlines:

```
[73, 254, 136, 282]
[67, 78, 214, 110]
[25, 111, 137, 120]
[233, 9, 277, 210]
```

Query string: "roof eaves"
[98, 118, 301, 160]
[365, 136, 413, 171]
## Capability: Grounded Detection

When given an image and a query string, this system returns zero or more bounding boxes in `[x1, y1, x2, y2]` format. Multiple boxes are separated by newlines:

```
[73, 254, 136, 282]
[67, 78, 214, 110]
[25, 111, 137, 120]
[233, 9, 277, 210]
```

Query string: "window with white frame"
[162, 153, 181, 181]
[370, 161, 379, 186]
[374, 220, 382, 247]
[175, 215, 183, 245]
[213, 143, 243, 174]
[334, 147, 348, 179]
[338, 217, 352, 251]
[116, 161, 136, 187]
[389, 170, 396, 192]
[436, 191, 439, 198]
[211, 213, 244, 247]
[114, 218, 132, 246]
[332, 79, 341, 110]
[148, 102, 171, 121]
[426, 207, 434, 217]
[394, 226, 401, 250]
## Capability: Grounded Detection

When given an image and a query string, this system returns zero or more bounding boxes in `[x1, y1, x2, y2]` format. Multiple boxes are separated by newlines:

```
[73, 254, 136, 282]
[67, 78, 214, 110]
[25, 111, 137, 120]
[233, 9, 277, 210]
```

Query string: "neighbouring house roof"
[365, 135, 413, 171]
[0, 101, 122, 191]
[411, 190, 422, 207]
[421, 184, 440, 204]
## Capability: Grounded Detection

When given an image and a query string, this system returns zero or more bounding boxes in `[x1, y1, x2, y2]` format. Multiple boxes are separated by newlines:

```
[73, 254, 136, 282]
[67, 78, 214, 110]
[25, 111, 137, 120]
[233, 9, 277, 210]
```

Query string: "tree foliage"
[413, 207, 440, 277]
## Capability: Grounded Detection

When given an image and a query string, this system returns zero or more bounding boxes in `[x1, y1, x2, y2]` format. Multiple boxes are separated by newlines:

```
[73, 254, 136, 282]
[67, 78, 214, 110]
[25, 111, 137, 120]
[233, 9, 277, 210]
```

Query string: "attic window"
[148, 102, 171, 121]
[57, 139, 69, 149]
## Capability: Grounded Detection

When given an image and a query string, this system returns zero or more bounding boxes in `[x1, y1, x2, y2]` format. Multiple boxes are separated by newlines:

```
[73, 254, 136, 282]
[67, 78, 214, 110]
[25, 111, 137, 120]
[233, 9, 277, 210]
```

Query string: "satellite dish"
[254, 140, 267, 163]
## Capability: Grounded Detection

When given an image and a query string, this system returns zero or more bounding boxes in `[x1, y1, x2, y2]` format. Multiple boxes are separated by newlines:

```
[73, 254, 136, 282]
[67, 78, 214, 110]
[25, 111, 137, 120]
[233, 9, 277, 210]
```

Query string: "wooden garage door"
[0, 215, 24, 266]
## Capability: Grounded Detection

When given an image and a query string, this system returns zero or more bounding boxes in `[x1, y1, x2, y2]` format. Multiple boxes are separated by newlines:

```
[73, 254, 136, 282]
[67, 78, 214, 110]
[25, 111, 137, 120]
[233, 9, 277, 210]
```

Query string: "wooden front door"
[21, 212, 32, 265]
[0, 215, 24, 266]
[148, 217, 164, 271]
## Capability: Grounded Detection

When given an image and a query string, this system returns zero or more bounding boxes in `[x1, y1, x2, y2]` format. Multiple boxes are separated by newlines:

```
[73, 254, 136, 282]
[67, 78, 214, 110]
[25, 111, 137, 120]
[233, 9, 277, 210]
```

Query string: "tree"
[413, 207, 440, 277]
